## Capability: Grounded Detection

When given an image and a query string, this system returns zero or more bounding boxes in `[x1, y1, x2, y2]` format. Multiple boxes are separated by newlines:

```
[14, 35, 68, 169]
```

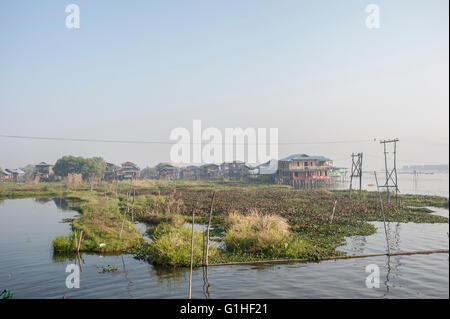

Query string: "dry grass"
[223, 210, 318, 258]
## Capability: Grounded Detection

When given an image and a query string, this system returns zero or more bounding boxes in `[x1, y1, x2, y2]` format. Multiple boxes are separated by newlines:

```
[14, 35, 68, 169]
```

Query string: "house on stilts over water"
[277, 154, 333, 189]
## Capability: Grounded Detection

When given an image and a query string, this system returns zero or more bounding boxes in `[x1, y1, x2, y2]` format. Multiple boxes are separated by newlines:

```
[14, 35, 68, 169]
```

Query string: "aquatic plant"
[98, 265, 118, 273]
[1, 289, 13, 299]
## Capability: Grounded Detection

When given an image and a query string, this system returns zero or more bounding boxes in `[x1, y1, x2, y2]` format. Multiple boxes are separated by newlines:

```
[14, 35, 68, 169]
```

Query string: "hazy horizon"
[1, 0, 448, 170]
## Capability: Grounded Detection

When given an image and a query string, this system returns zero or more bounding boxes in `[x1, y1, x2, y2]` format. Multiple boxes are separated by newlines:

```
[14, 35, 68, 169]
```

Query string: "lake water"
[333, 172, 449, 197]
[0, 178, 448, 298]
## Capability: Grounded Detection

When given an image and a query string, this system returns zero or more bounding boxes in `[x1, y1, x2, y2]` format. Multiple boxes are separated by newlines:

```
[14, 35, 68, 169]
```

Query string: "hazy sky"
[0, 0, 448, 169]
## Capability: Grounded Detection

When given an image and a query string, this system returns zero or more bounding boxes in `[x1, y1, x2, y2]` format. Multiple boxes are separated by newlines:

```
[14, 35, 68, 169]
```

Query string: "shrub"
[53, 235, 75, 252]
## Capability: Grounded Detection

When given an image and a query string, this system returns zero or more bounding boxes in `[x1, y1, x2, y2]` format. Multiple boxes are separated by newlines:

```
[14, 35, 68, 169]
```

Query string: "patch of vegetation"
[53, 194, 145, 253]
[98, 265, 118, 273]
[147, 220, 220, 267]
[224, 211, 321, 259]
[399, 193, 449, 209]
[1, 289, 13, 299]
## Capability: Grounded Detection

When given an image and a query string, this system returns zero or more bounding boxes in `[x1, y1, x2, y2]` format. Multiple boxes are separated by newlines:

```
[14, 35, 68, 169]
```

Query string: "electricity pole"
[349, 152, 363, 198]
[379, 139, 400, 204]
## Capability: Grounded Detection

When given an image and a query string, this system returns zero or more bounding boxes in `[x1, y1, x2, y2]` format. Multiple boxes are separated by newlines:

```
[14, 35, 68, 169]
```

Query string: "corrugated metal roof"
[280, 154, 331, 162]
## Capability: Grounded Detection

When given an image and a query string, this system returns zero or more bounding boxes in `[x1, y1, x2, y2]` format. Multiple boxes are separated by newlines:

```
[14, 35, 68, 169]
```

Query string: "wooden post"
[205, 191, 216, 266]
[120, 191, 129, 238]
[188, 209, 195, 299]
[131, 188, 136, 222]
[77, 230, 83, 253]
[74, 230, 78, 251]
[330, 199, 337, 224]
[374, 171, 391, 255]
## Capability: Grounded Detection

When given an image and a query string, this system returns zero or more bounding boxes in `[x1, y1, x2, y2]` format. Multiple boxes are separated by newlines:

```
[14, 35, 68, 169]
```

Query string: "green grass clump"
[148, 221, 219, 267]
[53, 234, 76, 252]
[224, 210, 320, 259]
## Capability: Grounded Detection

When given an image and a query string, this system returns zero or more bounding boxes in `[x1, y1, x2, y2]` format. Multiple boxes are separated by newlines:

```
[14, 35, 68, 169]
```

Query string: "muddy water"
[0, 197, 448, 298]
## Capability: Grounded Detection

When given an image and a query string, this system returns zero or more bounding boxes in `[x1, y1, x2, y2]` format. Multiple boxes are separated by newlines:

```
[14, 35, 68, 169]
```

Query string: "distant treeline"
[402, 164, 449, 172]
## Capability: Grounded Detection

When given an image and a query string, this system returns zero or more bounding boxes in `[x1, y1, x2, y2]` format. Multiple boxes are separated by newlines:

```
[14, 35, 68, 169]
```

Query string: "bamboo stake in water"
[74, 230, 78, 251]
[188, 209, 195, 299]
[205, 191, 216, 266]
[131, 188, 136, 222]
[77, 230, 83, 253]
[119, 192, 129, 238]
[374, 171, 391, 255]
[330, 199, 337, 224]
[120, 180, 133, 238]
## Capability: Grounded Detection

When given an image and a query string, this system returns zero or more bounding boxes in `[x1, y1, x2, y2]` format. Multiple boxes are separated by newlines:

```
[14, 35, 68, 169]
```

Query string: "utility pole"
[349, 152, 363, 198]
[379, 139, 400, 204]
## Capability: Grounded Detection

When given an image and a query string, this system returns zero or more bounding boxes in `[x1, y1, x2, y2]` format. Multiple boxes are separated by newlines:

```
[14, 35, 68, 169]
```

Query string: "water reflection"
[150, 264, 188, 288]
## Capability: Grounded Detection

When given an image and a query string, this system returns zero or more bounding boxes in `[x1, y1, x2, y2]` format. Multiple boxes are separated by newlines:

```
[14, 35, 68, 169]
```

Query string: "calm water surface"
[0, 176, 448, 299]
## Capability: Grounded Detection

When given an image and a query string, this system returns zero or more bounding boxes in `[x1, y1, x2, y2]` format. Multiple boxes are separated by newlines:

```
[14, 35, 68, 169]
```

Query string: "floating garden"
[0, 180, 448, 266]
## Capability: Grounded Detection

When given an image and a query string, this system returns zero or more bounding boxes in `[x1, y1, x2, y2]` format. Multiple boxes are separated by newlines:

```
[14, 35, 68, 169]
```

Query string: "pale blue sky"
[0, 0, 448, 169]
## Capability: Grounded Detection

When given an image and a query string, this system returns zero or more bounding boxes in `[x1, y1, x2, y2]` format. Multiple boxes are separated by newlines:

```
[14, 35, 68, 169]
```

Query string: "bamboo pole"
[120, 180, 133, 238]
[206, 249, 449, 267]
[131, 188, 136, 222]
[188, 209, 195, 299]
[77, 230, 83, 253]
[205, 191, 216, 266]
[119, 193, 128, 238]
[74, 230, 78, 251]
[374, 171, 391, 255]
[330, 199, 337, 224]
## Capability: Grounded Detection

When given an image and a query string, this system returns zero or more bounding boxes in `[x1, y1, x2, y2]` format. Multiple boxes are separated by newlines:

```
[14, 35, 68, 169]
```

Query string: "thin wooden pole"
[77, 230, 83, 253]
[188, 209, 195, 299]
[74, 230, 78, 251]
[374, 171, 391, 255]
[382, 142, 390, 203]
[131, 188, 136, 222]
[205, 191, 216, 266]
[330, 199, 337, 224]
[120, 191, 129, 238]
[207, 249, 448, 267]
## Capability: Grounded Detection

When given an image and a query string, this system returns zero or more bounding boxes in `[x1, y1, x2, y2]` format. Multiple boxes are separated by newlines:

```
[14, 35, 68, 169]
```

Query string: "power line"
[1, 134, 446, 165]
[364, 153, 447, 165]
[0, 134, 373, 145]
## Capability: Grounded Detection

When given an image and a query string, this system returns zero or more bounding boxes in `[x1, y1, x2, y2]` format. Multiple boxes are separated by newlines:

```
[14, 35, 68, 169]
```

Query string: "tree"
[53, 156, 85, 177]
[81, 157, 106, 190]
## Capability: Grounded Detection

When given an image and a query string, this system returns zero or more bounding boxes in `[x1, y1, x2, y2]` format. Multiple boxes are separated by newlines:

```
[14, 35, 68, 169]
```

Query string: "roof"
[184, 165, 201, 170]
[201, 163, 219, 168]
[122, 161, 138, 167]
[156, 162, 176, 169]
[280, 154, 331, 162]
[6, 168, 25, 174]
[36, 162, 53, 166]
[248, 159, 278, 175]
[258, 159, 279, 175]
